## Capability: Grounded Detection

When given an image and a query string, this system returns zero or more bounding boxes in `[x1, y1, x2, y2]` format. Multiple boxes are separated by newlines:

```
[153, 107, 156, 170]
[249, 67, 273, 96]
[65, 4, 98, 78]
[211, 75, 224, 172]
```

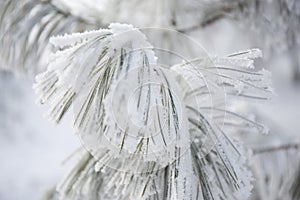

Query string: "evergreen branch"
[0, 0, 98, 74]
[33, 23, 272, 200]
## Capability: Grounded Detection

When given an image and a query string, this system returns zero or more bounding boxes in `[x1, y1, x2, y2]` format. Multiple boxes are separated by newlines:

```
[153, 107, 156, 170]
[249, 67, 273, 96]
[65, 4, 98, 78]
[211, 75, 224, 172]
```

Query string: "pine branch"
[34, 23, 272, 200]
[0, 0, 99, 74]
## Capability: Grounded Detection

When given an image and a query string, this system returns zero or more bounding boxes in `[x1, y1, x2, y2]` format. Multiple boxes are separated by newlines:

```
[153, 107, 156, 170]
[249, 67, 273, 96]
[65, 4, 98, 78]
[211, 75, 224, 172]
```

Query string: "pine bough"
[34, 23, 272, 200]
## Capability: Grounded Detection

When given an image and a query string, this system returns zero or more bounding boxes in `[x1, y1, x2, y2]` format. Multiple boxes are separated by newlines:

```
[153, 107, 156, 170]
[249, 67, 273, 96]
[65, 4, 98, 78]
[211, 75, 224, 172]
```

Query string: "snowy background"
[0, 73, 80, 199]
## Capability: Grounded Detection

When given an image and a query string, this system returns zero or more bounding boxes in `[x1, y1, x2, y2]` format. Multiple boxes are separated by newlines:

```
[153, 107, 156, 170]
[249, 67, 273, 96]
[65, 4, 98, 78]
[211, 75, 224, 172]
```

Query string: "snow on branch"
[35, 23, 272, 200]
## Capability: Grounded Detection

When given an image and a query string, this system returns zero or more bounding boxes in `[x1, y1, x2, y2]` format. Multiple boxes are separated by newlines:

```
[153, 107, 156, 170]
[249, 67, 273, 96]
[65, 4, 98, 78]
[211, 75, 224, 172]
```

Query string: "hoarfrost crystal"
[34, 23, 272, 200]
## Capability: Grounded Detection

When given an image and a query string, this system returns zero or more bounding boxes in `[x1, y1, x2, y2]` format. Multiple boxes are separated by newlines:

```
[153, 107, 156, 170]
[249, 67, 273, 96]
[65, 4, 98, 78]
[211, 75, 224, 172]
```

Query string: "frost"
[227, 48, 262, 59]
[49, 29, 111, 49]
[34, 23, 190, 173]
[35, 22, 272, 200]
[170, 48, 272, 199]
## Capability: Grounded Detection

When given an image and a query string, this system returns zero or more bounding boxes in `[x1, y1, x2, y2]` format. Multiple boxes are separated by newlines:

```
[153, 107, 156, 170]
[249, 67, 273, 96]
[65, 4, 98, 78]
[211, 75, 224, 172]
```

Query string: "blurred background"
[0, 0, 300, 199]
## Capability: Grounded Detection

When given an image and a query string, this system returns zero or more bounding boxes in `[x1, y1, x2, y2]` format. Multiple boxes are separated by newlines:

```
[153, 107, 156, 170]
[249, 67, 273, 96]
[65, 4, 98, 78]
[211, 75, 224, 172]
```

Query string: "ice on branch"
[34, 23, 272, 200]
[35, 22, 190, 168]
[34, 23, 196, 199]
[168, 48, 272, 199]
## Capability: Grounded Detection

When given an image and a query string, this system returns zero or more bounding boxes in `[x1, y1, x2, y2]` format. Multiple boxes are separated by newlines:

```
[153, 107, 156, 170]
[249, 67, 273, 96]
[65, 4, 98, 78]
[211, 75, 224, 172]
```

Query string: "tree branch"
[253, 142, 300, 154]
[177, 2, 240, 33]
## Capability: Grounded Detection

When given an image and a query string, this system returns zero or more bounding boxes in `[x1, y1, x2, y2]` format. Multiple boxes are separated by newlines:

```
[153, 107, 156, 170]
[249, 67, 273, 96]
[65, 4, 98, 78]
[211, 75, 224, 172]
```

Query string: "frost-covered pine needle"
[34, 23, 272, 200]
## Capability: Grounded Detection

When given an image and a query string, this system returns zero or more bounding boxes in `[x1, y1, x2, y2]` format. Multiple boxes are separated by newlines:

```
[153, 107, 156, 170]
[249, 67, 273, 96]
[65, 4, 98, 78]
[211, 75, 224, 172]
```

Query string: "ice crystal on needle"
[34, 23, 272, 200]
